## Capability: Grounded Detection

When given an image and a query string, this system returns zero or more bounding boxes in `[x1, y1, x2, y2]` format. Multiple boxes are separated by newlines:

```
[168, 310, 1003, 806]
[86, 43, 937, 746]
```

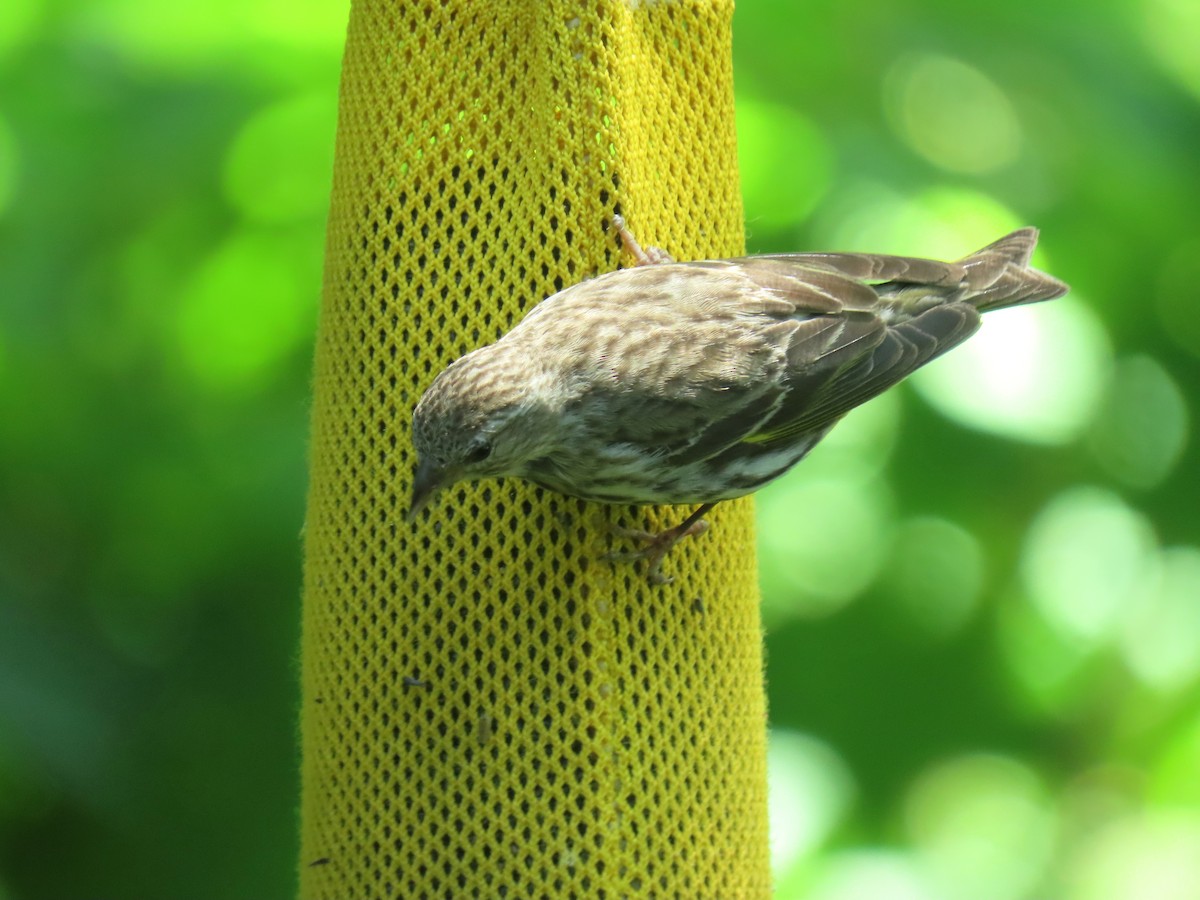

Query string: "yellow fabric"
[299, 1, 769, 896]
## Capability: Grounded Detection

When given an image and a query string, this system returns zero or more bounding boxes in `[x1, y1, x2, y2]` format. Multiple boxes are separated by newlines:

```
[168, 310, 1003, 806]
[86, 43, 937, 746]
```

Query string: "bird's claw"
[604, 518, 710, 585]
[611, 215, 675, 267]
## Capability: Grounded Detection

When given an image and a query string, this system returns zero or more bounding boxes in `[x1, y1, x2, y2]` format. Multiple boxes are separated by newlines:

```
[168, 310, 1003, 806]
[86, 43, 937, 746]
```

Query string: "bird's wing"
[717, 257, 982, 446]
[741, 251, 966, 289]
[748, 302, 982, 446]
[748, 228, 1065, 312]
[543, 255, 981, 462]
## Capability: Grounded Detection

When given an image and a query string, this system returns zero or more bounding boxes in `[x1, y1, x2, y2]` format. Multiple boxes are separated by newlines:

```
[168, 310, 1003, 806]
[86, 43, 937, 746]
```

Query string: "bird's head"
[408, 344, 558, 520]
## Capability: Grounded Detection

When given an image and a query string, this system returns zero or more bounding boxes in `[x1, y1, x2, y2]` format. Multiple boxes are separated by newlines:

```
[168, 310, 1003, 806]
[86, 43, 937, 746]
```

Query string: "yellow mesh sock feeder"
[299, 1, 769, 896]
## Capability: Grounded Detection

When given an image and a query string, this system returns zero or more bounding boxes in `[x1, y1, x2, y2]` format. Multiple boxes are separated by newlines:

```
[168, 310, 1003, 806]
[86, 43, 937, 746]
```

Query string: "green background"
[2, 0, 1199, 897]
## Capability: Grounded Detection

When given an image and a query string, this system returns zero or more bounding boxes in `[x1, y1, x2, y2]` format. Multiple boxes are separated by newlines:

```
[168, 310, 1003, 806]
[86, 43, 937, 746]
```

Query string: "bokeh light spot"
[224, 92, 338, 223]
[997, 592, 1095, 713]
[175, 228, 316, 391]
[1141, 0, 1200, 99]
[905, 754, 1054, 900]
[758, 474, 893, 622]
[802, 850, 938, 900]
[1120, 546, 1200, 691]
[1150, 717, 1200, 808]
[768, 730, 855, 876]
[1066, 812, 1200, 900]
[823, 183, 1021, 260]
[884, 54, 1022, 175]
[883, 517, 984, 637]
[912, 296, 1110, 445]
[1020, 487, 1157, 644]
[0, 0, 42, 56]
[1087, 355, 1188, 489]
[737, 95, 833, 231]
[74, 0, 346, 72]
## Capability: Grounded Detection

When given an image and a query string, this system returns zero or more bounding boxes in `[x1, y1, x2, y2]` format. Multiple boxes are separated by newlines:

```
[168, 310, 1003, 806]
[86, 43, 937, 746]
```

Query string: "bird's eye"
[465, 441, 492, 464]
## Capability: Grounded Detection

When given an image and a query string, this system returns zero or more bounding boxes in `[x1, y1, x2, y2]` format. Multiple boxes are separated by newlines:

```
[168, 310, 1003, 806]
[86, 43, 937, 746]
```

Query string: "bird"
[409, 215, 1069, 583]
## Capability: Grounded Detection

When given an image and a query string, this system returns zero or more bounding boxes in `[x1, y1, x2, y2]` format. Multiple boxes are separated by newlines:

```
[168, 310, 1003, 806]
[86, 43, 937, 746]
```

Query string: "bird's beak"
[408, 458, 449, 522]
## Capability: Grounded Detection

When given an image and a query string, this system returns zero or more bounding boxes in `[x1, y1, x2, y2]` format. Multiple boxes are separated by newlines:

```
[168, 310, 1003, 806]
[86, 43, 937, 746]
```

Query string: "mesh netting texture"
[299, 1, 769, 896]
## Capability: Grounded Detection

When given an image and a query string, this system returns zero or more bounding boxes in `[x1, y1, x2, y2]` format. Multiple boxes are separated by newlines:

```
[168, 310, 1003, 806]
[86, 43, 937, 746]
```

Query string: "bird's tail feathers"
[959, 227, 1069, 312]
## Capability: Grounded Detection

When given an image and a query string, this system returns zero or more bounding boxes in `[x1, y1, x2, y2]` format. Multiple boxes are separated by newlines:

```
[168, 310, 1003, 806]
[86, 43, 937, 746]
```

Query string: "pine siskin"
[410, 216, 1068, 583]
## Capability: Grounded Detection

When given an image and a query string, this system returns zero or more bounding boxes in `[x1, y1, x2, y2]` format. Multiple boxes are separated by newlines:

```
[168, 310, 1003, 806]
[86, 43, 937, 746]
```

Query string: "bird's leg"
[607, 503, 715, 585]
[611, 214, 675, 266]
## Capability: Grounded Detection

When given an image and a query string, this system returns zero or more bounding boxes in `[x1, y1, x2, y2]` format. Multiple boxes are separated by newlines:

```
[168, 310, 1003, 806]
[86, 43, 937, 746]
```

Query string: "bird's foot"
[605, 512, 711, 585]
[611, 214, 675, 266]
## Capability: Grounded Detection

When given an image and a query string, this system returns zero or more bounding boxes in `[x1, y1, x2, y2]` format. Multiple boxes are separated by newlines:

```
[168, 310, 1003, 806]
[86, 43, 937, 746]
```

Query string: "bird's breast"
[521, 431, 821, 506]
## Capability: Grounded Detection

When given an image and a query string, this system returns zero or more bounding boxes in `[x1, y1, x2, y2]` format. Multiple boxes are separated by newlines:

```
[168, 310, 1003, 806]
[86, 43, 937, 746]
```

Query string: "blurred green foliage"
[1, 0, 1198, 897]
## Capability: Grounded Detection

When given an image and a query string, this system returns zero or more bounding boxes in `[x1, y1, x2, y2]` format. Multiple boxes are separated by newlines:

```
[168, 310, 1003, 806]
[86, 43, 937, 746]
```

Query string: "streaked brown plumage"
[410, 217, 1068, 582]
